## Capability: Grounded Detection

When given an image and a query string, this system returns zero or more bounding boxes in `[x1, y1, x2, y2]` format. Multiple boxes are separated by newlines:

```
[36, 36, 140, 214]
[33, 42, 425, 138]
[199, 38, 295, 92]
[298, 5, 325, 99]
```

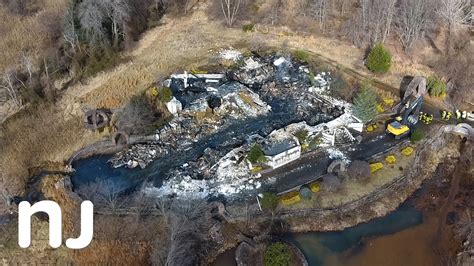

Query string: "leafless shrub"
[347, 160, 371, 182]
[114, 93, 163, 134]
[248, 35, 267, 53]
[0, 69, 23, 108]
[75, 180, 125, 213]
[322, 174, 343, 192]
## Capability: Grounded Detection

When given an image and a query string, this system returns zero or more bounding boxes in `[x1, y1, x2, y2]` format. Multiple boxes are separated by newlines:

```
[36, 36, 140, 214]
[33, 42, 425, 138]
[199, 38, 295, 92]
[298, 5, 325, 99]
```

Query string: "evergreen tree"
[353, 83, 378, 123]
[367, 43, 392, 74]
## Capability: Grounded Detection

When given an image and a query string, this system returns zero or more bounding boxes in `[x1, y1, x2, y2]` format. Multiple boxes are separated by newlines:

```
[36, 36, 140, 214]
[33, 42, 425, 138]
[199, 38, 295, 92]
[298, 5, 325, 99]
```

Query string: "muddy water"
[335, 219, 440, 266]
[285, 202, 440, 266]
[213, 202, 443, 266]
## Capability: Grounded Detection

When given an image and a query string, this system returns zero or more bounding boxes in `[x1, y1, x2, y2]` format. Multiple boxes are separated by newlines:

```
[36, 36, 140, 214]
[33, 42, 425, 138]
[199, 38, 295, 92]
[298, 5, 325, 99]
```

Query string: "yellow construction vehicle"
[386, 96, 423, 139]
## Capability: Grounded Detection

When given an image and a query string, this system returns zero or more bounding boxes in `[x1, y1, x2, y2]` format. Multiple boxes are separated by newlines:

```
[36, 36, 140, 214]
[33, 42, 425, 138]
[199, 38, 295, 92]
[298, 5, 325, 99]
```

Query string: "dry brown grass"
[0, 0, 67, 73]
[0, 103, 105, 194]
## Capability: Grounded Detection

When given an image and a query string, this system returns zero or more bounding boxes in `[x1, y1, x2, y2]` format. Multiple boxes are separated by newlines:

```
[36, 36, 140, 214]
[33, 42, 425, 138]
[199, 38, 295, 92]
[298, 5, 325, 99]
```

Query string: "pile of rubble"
[108, 49, 367, 198]
[109, 143, 167, 169]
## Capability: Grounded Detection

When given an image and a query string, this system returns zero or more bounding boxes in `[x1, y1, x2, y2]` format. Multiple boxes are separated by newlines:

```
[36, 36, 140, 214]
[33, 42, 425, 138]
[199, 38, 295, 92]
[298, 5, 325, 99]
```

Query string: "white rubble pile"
[219, 49, 242, 61]
[308, 72, 331, 93]
[214, 87, 271, 118]
[144, 146, 262, 199]
[326, 147, 350, 163]
[243, 57, 263, 71]
[166, 97, 183, 115]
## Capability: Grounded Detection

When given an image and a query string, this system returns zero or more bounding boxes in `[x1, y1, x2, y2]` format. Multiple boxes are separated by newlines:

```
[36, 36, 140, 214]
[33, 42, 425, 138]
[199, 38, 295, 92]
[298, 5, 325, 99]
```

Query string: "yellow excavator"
[386, 76, 426, 139]
[386, 96, 423, 139]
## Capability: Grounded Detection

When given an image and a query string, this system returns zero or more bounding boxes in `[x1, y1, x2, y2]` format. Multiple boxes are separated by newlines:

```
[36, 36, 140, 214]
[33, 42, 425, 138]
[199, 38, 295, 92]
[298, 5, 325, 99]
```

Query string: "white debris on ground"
[326, 147, 350, 164]
[218, 49, 242, 61]
[166, 97, 183, 115]
[308, 72, 331, 93]
[273, 57, 288, 66]
[213, 83, 271, 118]
[243, 57, 263, 71]
[144, 146, 263, 199]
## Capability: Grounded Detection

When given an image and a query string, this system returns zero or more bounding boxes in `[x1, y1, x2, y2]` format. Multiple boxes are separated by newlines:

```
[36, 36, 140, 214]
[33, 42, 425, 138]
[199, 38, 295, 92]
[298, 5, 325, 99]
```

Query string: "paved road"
[266, 134, 402, 194]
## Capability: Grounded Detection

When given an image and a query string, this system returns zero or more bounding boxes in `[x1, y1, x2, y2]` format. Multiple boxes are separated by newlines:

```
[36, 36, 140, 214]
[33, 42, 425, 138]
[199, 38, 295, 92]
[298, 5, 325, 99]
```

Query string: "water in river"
[288, 200, 444, 266]
[214, 202, 441, 266]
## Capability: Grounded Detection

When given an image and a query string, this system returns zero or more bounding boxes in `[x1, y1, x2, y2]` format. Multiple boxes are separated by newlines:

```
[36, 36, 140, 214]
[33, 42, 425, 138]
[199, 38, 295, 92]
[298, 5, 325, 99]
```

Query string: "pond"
[71, 155, 146, 193]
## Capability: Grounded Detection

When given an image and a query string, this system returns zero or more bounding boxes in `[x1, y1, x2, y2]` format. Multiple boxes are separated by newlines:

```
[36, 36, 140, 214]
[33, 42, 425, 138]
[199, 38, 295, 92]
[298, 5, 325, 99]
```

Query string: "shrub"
[353, 82, 378, 123]
[370, 162, 384, 173]
[401, 146, 414, 156]
[293, 49, 310, 62]
[322, 174, 342, 192]
[280, 191, 301, 205]
[247, 144, 266, 164]
[294, 129, 308, 144]
[260, 192, 278, 211]
[385, 155, 397, 164]
[265, 242, 293, 266]
[251, 166, 263, 173]
[159, 87, 173, 103]
[309, 182, 321, 192]
[347, 160, 371, 181]
[427, 76, 447, 97]
[299, 187, 312, 200]
[410, 128, 423, 142]
[366, 43, 391, 74]
[242, 23, 255, 32]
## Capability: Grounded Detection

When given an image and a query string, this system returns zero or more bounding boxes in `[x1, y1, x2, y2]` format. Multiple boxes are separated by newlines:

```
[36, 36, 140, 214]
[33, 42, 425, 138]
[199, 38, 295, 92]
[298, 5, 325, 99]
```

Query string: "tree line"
[1, 0, 472, 112]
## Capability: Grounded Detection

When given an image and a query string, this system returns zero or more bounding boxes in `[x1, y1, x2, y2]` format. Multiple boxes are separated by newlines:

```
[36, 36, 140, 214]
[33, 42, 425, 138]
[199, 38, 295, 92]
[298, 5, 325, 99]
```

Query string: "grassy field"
[0, 0, 66, 73]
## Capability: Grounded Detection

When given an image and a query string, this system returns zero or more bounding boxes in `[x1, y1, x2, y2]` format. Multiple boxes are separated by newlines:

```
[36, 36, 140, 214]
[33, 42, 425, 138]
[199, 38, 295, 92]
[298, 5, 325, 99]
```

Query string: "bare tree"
[309, 0, 332, 31]
[267, 0, 285, 25]
[395, 0, 432, 52]
[166, 199, 207, 266]
[101, 0, 130, 48]
[0, 69, 22, 108]
[436, 0, 472, 56]
[437, 0, 471, 32]
[63, 4, 79, 53]
[77, 0, 106, 45]
[20, 52, 35, 83]
[150, 198, 208, 265]
[221, 0, 242, 27]
[346, 0, 397, 46]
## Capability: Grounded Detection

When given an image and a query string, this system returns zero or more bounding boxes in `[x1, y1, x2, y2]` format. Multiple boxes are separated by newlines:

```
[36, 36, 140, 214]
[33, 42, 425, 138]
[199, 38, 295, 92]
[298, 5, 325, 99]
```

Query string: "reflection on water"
[285, 203, 428, 266]
[212, 247, 237, 266]
[71, 155, 143, 192]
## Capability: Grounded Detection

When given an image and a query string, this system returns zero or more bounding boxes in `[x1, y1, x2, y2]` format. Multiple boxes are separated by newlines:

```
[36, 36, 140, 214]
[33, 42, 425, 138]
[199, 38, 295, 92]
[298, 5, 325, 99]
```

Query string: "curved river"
[214, 201, 441, 266]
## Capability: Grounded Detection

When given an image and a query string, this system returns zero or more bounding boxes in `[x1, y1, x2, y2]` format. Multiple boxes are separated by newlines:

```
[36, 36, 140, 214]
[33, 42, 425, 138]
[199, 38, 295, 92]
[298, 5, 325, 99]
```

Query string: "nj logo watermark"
[18, 200, 93, 249]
